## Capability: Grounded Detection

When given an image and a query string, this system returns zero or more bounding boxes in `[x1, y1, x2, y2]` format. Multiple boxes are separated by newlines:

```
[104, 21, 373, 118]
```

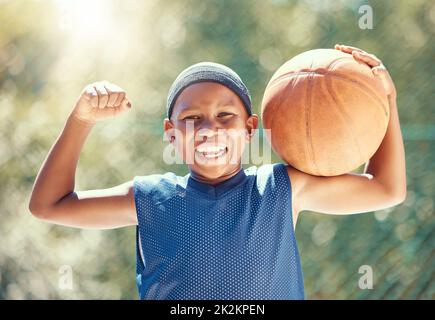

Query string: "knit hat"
[166, 62, 252, 119]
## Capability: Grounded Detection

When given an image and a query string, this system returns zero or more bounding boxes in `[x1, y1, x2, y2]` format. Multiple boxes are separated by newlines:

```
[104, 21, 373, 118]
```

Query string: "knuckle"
[116, 93, 125, 102]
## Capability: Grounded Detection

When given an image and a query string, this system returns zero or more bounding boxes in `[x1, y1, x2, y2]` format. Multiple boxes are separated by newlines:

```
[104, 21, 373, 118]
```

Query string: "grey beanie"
[166, 62, 252, 119]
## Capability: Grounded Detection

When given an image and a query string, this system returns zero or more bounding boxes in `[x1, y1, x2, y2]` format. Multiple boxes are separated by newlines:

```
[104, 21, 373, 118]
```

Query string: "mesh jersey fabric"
[133, 163, 305, 300]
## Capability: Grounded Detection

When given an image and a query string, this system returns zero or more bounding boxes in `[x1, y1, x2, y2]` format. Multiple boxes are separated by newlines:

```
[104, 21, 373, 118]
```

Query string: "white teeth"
[201, 149, 226, 158]
[196, 145, 226, 153]
[195, 145, 227, 159]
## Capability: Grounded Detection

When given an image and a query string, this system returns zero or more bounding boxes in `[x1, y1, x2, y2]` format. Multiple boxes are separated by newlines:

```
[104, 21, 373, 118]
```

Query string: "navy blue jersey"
[133, 163, 304, 299]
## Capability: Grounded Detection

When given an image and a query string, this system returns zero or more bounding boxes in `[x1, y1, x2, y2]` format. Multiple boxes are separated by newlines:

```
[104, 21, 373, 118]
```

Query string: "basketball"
[261, 48, 390, 176]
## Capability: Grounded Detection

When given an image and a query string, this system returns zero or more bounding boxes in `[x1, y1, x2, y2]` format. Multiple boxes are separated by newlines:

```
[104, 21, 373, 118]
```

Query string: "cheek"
[227, 128, 247, 151]
[174, 129, 196, 155]
[236, 136, 247, 155]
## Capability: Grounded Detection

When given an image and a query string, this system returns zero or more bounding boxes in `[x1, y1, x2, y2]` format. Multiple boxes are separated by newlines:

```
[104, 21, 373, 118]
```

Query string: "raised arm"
[28, 81, 138, 229]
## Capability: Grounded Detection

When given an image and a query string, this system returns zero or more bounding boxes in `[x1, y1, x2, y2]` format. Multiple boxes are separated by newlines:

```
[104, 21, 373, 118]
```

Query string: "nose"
[196, 118, 220, 140]
[197, 128, 216, 140]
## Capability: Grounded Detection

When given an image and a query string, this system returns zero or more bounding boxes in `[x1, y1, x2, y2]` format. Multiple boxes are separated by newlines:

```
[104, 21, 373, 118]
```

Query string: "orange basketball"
[261, 48, 389, 176]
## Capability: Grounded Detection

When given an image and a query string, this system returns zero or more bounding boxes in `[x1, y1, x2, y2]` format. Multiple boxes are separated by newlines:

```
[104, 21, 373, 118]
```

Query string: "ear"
[245, 114, 259, 141]
[163, 118, 175, 143]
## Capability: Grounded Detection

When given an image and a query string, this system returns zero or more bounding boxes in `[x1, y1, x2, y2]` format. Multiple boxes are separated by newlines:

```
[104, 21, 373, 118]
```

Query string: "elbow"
[28, 200, 51, 220]
[28, 203, 44, 219]
[389, 188, 407, 206]
[380, 178, 407, 206]
[28, 191, 43, 218]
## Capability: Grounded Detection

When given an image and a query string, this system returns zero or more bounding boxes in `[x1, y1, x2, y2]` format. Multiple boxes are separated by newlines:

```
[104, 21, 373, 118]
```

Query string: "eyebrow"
[176, 99, 236, 117]
[175, 106, 200, 117]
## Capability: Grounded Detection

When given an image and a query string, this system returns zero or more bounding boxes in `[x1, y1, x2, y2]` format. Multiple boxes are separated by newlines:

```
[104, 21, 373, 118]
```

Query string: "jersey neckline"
[186, 168, 248, 198]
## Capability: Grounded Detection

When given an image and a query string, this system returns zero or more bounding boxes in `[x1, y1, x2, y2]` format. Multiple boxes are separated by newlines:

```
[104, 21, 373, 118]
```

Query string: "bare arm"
[363, 94, 405, 196]
[28, 81, 137, 229]
[287, 45, 406, 223]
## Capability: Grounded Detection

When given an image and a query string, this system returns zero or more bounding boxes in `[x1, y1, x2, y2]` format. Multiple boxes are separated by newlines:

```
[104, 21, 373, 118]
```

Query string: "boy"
[29, 44, 406, 299]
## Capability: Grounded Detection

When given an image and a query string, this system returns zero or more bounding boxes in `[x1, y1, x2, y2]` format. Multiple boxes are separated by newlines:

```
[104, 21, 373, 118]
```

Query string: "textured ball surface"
[261, 48, 389, 176]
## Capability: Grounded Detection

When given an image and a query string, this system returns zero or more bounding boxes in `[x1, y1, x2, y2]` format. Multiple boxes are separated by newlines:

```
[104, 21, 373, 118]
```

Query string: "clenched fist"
[70, 81, 132, 125]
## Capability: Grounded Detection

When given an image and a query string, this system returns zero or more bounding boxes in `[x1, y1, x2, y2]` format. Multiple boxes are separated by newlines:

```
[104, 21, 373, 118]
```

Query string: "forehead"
[172, 82, 244, 115]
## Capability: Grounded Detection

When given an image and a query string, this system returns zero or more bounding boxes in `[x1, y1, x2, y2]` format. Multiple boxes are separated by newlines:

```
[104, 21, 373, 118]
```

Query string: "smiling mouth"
[195, 145, 228, 159]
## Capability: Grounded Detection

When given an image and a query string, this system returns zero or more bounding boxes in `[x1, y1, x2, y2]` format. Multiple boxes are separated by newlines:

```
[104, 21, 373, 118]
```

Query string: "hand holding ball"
[261, 49, 389, 176]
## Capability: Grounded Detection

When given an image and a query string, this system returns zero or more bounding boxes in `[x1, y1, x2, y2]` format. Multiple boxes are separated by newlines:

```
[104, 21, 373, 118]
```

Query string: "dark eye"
[183, 115, 200, 120]
[218, 112, 233, 118]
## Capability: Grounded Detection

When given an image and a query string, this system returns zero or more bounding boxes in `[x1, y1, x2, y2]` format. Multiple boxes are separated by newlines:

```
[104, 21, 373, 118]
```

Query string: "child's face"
[164, 82, 258, 181]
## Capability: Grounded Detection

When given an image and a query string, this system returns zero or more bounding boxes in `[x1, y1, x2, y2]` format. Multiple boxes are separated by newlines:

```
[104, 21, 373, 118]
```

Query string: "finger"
[94, 82, 109, 109]
[110, 97, 130, 116]
[104, 82, 121, 107]
[83, 84, 99, 108]
[120, 96, 131, 110]
[352, 51, 382, 67]
[105, 82, 126, 107]
[336, 44, 366, 54]
[112, 87, 125, 107]
[96, 97, 130, 118]
[113, 92, 125, 107]
[372, 65, 387, 76]
[335, 44, 366, 55]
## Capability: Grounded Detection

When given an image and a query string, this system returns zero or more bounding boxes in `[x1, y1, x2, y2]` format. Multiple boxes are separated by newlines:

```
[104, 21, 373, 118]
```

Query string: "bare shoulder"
[284, 165, 309, 225]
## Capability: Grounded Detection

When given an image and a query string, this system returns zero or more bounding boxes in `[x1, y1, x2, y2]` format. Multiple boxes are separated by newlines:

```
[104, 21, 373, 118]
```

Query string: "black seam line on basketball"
[267, 55, 351, 88]
[327, 58, 389, 118]
[329, 50, 364, 164]
[306, 63, 318, 175]
[307, 57, 319, 175]
[267, 72, 389, 118]
[262, 72, 304, 129]
[325, 55, 351, 70]
[267, 54, 388, 116]
[333, 75, 391, 164]
[325, 74, 364, 167]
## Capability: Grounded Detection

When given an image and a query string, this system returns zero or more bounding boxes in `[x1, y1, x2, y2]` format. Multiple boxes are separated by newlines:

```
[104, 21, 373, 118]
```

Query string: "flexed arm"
[28, 81, 137, 229]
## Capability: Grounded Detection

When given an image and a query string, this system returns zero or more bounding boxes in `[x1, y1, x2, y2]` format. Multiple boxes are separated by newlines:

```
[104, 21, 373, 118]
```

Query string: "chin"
[193, 162, 229, 175]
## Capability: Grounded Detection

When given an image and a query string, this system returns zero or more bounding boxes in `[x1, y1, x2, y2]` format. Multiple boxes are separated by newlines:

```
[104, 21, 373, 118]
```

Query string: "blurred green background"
[0, 0, 433, 299]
